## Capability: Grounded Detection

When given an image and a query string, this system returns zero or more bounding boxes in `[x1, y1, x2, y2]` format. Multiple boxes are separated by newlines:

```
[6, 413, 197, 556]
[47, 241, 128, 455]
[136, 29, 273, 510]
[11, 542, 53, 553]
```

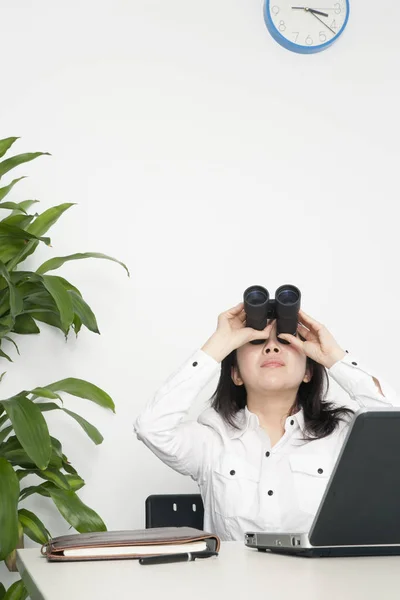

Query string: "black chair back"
[145, 494, 204, 529]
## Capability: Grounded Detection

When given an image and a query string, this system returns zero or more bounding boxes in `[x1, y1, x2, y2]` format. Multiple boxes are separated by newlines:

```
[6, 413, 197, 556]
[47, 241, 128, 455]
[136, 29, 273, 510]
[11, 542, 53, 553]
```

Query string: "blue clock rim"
[264, 0, 350, 54]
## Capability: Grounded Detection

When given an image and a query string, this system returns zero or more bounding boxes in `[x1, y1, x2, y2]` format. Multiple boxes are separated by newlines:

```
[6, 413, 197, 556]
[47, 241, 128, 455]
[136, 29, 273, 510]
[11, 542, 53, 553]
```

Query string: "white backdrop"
[1, 0, 400, 587]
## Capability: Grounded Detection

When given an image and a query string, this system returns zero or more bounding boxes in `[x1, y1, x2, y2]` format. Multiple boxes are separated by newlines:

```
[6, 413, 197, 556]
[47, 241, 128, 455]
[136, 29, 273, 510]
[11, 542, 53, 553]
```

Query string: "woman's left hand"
[277, 309, 346, 369]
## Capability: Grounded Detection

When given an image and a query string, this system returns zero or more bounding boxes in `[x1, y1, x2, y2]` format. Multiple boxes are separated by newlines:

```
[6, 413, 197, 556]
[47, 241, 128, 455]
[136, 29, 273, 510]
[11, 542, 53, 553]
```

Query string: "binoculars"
[243, 284, 301, 345]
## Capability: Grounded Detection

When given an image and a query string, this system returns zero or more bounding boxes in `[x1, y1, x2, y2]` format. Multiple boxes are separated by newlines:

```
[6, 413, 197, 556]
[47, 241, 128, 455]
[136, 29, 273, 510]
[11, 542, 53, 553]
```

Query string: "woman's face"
[231, 320, 311, 393]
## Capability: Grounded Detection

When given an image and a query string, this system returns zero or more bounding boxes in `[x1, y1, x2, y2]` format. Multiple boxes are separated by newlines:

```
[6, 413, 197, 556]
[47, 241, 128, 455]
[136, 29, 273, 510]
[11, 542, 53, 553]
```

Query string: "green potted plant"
[0, 137, 129, 599]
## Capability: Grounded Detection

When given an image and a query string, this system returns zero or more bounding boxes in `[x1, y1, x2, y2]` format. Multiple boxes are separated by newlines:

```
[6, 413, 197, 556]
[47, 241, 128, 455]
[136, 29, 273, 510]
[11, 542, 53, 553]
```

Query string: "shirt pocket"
[289, 453, 332, 517]
[211, 452, 260, 518]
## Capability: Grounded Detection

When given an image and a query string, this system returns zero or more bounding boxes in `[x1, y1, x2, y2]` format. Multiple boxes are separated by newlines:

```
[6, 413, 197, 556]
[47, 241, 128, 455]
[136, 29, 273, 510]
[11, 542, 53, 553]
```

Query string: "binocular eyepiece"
[243, 284, 301, 345]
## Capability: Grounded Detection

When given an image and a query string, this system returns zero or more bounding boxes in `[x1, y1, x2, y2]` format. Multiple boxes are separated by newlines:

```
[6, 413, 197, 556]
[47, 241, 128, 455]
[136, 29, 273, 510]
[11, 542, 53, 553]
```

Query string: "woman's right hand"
[201, 301, 273, 363]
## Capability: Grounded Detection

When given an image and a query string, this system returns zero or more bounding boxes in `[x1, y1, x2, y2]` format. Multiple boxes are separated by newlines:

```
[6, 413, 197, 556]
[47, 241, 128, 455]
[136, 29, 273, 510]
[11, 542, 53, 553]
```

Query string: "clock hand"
[307, 9, 336, 34]
[292, 7, 329, 17]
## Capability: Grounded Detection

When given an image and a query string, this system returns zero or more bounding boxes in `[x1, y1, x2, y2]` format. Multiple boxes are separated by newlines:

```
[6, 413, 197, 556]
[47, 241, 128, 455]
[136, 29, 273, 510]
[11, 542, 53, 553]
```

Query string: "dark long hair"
[211, 349, 354, 440]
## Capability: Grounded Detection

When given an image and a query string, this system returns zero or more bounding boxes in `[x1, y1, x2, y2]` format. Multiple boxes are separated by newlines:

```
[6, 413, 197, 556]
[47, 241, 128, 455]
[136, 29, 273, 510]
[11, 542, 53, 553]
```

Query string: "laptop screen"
[310, 409, 400, 547]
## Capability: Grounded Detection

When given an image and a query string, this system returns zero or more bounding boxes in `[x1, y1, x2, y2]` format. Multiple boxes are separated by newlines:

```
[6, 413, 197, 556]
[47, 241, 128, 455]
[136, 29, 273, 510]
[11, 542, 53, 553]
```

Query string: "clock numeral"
[334, 2, 341, 14]
[330, 20, 338, 29]
[271, 5, 280, 15]
[278, 20, 286, 32]
[319, 31, 327, 42]
[305, 35, 313, 45]
[292, 31, 300, 42]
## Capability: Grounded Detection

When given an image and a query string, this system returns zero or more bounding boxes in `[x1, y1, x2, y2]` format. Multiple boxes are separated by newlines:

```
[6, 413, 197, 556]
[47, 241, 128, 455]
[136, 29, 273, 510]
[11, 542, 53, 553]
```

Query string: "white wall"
[1, 0, 400, 587]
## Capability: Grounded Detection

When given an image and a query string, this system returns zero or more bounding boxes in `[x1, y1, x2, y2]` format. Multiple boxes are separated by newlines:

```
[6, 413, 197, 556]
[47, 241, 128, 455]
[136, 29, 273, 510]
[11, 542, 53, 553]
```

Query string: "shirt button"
[290, 420, 294, 426]
[268, 490, 274, 496]
[318, 468, 324, 474]
[352, 362, 357, 366]
[230, 470, 235, 476]
[265, 451, 270, 458]
[192, 362, 198, 367]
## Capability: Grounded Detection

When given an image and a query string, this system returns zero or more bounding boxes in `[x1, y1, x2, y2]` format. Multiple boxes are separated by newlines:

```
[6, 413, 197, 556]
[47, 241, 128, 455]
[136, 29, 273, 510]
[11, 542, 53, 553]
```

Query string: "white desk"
[17, 542, 400, 600]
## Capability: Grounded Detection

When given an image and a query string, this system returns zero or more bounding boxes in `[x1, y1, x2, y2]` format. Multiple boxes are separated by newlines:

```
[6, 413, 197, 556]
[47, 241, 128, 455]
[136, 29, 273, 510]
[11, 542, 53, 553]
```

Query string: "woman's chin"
[258, 374, 287, 389]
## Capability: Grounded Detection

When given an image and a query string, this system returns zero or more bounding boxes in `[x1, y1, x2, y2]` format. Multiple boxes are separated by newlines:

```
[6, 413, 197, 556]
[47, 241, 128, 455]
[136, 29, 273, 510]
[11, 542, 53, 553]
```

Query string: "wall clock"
[264, 1, 349, 53]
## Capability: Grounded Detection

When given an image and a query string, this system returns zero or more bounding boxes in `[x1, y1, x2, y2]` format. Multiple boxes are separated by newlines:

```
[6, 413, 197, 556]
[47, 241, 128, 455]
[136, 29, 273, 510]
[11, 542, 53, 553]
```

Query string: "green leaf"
[42, 378, 115, 412]
[63, 408, 104, 444]
[15, 469, 32, 481]
[0, 582, 5, 599]
[47, 485, 107, 533]
[0, 413, 10, 428]
[0, 198, 38, 215]
[10, 199, 39, 215]
[6, 239, 39, 271]
[27, 203, 75, 237]
[0, 201, 27, 212]
[36, 467, 71, 490]
[0, 435, 62, 469]
[18, 508, 50, 545]
[0, 457, 19, 560]
[0, 314, 13, 335]
[0, 202, 24, 213]
[35, 401, 103, 445]
[0, 260, 23, 317]
[50, 436, 63, 462]
[0, 292, 10, 319]
[62, 455, 78, 475]
[3, 336, 20, 355]
[10, 271, 42, 287]
[13, 436, 62, 473]
[0, 425, 12, 443]
[1, 450, 36, 469]
[0, 242, 26, 265]
[31, 388, 62, 401]
[69, 290, 99, 334]
[1, 214, 35, 229]
[65, 473, 85, 490]
[0, 222, 50, 245]
[0, 177, 27, 203]
[2, 579, 28, 600]
[19, 483, 50, 501]
[37, 252, 130, 276]
[0, 348, 12, 362]
[1, 394, 52, 469]
[50, 275, 82, 296]
[22, 295, 56, 311]
[28, 311, 61, 331]
[0, 137, 19, 159]
[0, 152, 50, 180]
[73, 313, 82, 336]
[42, 275, 74, 333]
[13, 314, 40, 334]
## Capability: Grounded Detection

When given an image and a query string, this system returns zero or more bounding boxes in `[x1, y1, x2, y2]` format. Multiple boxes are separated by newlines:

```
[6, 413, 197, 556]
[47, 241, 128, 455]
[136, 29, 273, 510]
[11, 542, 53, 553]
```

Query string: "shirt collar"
[228, 405, 307, 439]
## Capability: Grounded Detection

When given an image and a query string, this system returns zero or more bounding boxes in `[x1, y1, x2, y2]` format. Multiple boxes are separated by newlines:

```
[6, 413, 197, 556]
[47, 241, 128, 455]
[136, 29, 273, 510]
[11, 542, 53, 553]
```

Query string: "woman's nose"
[264, 342, 281, 354]
[263, 327, 281, 354]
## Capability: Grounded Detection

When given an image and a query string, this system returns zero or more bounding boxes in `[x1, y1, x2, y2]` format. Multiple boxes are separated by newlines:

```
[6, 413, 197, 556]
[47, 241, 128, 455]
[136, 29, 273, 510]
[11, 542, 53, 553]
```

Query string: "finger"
[277, 333, 306, 353]
[298, 309, 323, 332]
[297, 323, 312, 340]
[252, 321, 274, 338]
[226, 302, 244, 315]
[264, 321, 274, 333]
[238, 309, 246, 323]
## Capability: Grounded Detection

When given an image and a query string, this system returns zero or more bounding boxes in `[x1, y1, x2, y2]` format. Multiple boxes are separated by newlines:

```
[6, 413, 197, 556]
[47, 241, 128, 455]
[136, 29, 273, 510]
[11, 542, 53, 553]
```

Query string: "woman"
[134, 302, 399, 541]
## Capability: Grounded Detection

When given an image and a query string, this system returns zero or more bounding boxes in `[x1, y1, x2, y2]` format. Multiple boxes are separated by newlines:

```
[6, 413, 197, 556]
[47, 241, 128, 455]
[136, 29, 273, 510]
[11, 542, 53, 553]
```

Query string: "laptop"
[244, 407, 400, 557]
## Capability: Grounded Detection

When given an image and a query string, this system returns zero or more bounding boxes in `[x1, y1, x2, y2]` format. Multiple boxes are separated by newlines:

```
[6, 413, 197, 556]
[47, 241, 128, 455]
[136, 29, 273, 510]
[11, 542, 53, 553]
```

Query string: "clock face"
[264, 1, 349, 53]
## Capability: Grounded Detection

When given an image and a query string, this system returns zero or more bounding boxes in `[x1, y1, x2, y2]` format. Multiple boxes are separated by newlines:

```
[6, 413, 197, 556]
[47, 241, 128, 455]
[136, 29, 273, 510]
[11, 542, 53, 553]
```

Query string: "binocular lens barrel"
[243, 286, 270, 331]
[276, 288, 299, 305]
[243, 284, 301, 338]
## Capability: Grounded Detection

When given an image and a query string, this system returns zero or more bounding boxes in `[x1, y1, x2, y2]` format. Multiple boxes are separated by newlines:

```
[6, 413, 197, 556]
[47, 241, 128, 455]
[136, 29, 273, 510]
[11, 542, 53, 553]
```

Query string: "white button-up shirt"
[134, 350, 400, 541]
